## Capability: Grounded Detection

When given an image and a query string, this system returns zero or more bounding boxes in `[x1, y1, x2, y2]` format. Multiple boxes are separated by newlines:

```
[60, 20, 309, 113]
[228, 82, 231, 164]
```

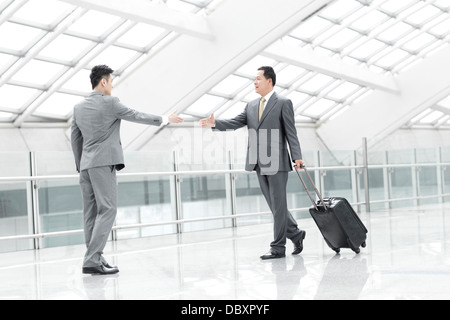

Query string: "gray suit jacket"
[214, 92, 302, 175]
[71, 91, 163, 172]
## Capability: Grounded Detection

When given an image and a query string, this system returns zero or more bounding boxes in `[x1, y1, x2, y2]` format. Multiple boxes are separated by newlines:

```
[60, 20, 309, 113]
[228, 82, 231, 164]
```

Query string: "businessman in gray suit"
[200, 66, 306, 260]
[71, 65, 183, 275]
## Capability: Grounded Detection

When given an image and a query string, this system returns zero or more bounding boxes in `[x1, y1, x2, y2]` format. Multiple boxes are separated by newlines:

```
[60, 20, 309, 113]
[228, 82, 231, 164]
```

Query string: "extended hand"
[200, 114, 215, 128]
[168, 110, 184, 124]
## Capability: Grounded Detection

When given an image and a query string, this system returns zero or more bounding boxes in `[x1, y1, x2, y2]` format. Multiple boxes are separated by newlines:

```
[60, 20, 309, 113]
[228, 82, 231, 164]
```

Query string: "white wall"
[372, 128, 450, 151]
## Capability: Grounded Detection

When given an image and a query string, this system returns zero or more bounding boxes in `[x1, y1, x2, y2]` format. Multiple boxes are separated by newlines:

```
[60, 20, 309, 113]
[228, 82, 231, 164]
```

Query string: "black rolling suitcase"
[295, 166, 368, 254]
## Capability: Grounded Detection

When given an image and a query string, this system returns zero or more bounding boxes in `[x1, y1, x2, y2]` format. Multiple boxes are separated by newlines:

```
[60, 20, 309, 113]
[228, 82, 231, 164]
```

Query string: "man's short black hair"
[258, 66, 276, 87]
[90, 65, 114, 90]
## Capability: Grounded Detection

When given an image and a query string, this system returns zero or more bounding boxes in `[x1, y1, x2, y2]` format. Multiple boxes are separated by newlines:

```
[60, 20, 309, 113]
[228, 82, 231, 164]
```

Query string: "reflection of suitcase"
[296, 167, 368, 254]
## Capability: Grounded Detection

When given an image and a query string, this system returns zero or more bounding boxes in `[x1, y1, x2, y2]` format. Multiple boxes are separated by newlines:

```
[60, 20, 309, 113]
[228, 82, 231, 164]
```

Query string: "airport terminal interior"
[1, 0, 450, 300]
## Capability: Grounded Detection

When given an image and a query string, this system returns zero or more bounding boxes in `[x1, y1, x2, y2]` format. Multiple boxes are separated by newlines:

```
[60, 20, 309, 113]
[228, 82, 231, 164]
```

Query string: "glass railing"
[1, 144, 450, 253]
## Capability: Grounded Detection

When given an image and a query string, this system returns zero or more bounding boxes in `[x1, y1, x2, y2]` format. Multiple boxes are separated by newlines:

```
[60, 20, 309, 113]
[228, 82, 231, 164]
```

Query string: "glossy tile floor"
[1, 203, 450, 300]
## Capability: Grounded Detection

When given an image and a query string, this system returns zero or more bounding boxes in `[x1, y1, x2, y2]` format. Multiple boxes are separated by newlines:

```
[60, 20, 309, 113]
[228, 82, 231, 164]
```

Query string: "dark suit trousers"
[257, 170, 302, 254]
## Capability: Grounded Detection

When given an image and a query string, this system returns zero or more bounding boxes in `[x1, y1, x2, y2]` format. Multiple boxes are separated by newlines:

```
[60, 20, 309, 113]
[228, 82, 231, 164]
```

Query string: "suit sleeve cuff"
[161, 115, 169, 126]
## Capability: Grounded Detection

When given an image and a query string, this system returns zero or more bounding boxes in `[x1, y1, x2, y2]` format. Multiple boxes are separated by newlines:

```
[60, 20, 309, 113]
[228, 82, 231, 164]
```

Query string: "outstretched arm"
[112, 98, 183, 126]
[200, 105, 248, 131]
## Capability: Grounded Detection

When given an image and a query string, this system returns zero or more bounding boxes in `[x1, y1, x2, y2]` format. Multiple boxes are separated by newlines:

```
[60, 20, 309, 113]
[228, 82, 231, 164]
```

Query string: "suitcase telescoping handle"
[295, 165, 328, 211]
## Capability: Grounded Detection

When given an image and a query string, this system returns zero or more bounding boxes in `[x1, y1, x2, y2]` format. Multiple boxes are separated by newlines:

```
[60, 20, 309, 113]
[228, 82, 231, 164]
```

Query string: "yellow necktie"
[259, 97, 266, 121]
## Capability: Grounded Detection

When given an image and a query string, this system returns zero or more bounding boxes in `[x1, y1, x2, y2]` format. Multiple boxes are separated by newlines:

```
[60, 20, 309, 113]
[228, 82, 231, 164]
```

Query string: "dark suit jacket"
[214, 92, 302, 175]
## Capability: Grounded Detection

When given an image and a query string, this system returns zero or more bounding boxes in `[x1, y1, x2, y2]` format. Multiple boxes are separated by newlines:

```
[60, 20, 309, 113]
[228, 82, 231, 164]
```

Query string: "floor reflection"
[1, 204, 450, 300]
[82, 274, 120, 300]
[265, 256, 307, 300]
[314, 254, 369, 300]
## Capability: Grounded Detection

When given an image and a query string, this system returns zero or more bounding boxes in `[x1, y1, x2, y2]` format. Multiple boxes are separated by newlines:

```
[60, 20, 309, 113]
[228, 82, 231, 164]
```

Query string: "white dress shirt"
[260, 89, 275, 113]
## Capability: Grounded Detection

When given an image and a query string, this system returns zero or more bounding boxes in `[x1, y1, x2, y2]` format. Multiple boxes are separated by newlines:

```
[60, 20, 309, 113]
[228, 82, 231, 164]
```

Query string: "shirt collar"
[90, 91, 104, 97]
[261, 89, 275, 102]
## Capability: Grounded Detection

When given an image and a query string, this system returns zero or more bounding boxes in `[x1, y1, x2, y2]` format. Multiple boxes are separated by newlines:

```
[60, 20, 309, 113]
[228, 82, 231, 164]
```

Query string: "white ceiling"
[0, 0, 449, 136]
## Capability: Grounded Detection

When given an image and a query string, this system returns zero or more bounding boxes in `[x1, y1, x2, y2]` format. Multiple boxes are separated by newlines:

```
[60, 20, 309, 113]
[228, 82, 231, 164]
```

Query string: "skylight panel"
[377, 21, 414, 43]
[326, 82, 361, 101]
[405, 5, 442, 26]
[286, 90, 311, 104]
[400, 2, 432, 24]
[117, 23, 167, 48]
[410, 109, 432, 123]
[165, 0, 198, 13]
[295, 114, 315, 122]
[402, 33, 437, 53]
[12, 0, 75, 26]
[320, 28, 361, 52]
[0, 112, 14, 121]
[39, 34, 93, 63]
[0, 1, 11, 12]
[281, 35, 305, 48]
[0, 84, 39, 111]
[211, 75, 249, 96]
[437, 96, 450, 110]
[237, 55, 276, 76]
[349, 38, 386, 61]
[314, 24, 342, 46]
[33, 92, 82, 118]
[434, 0, 450, 10]
[429, 18, 450, 37]
[379, 0, 419, 15]
[0, 22, 42, 52]
[276, 65, 308, 86]
[11, 59, 65, 86]
[61, 69, 91, 93]
[218, 101, 246, 119]
[89, 46, 138, 71]
[420, 110, 444, 123]
[435, 115, 450, 127]
[319, 0, 362, 22]
[351, 10, 391, 33]
[303, 98, 336, 117]
[374, 48, 410, 70]
[186, 94, 224, 115]
[290, 16, 332, 41]
[67, 10, 122, 38]
[0, 52, 13, 73]
[300, 74, 336, 94]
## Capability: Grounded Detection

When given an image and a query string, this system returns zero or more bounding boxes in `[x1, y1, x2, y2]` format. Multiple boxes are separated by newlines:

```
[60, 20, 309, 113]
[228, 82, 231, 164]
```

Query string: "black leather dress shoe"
[260, 251, 286, 260]
[102, 261, 117, 269]
[292, 230, 306, 255]
[83, 265, 119, 275]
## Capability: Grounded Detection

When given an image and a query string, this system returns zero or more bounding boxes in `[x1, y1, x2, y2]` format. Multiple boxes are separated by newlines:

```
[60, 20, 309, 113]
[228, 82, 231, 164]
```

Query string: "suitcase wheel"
[333, 248, 340, 254]
[361, 241, 366, 248]
[347, 239, 361, 254]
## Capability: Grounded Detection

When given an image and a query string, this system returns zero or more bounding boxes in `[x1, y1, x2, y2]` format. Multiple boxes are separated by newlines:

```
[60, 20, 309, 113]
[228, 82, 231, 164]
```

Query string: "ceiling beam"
[263, 42, 399, 93]
[112, 0, 335, 150]
[317, 45, 450, 151]
[59, 0, 214, 40]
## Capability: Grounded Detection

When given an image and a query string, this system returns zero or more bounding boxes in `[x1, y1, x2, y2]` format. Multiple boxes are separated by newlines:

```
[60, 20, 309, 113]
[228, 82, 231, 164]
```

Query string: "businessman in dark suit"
[200, 66, 306, 259]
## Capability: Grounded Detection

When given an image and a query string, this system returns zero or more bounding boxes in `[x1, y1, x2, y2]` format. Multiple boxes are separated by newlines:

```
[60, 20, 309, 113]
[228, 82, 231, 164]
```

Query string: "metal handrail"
[1, 161, 448, 243]
[2, 161, 449, 183]
[0, 166, 357, 183]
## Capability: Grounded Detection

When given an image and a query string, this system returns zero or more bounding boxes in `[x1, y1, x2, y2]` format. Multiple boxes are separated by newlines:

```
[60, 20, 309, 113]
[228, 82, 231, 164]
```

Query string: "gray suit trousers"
[79, 166, 117, 268]
[257, 170, 302, 254]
